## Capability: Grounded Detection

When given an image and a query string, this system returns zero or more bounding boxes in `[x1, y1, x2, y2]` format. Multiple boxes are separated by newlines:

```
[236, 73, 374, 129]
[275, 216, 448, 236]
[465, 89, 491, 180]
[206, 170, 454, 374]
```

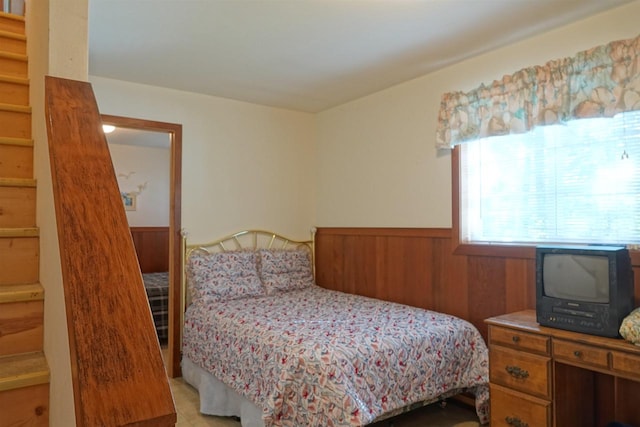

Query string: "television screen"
[543, 254, 609, 303]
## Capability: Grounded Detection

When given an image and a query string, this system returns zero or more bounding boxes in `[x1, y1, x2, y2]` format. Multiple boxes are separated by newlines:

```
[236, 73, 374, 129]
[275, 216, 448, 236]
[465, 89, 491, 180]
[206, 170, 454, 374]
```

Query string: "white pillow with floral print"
[620, 307, 640, 346]
[258, 249, 315, 295]
[186, 250, 264, 302]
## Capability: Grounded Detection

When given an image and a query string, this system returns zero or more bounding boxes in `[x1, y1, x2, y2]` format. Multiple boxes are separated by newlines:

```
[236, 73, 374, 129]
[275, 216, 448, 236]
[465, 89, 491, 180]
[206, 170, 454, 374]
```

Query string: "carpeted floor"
[170, 377, 480, 427]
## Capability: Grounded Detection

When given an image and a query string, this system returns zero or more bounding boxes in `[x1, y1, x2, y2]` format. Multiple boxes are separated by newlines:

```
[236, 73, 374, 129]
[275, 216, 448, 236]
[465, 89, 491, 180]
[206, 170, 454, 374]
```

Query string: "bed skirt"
[182, 357, 265, 427]
[182, 356, 483, 427]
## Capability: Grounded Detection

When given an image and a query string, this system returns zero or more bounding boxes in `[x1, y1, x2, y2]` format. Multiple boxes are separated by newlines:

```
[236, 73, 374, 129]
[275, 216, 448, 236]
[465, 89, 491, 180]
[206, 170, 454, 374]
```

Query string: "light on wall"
[102, 124, 116, 134]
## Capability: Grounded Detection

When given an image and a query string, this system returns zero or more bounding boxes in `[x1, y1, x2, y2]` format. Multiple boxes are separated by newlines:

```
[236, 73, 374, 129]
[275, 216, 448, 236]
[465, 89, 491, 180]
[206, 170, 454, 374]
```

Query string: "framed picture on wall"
[121, 192, 137, 211]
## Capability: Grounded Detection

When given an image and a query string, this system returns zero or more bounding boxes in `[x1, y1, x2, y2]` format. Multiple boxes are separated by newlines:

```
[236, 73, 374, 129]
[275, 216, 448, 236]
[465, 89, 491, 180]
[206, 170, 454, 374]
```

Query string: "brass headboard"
[180, 228, 316, 339]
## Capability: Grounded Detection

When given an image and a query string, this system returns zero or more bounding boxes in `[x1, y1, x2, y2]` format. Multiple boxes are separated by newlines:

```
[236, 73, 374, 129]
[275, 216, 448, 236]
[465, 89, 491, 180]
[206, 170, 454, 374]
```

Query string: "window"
[459, 110, 640, 246]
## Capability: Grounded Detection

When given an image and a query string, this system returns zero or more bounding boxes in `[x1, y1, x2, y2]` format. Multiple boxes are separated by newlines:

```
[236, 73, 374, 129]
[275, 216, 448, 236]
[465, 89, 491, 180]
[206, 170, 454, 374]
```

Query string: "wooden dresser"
[486, 310, 640, 427]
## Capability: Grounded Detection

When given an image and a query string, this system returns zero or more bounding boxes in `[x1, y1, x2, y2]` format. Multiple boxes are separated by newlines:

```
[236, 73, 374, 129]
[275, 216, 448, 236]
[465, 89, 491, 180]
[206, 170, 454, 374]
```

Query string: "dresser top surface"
[486, 310, 640, 354]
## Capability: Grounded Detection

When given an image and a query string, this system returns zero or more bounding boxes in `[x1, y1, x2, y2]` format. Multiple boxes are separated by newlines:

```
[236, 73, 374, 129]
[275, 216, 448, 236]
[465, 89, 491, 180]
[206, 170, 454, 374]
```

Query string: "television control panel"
[539, 312, 602, 332]
[537, 303, 616, 337]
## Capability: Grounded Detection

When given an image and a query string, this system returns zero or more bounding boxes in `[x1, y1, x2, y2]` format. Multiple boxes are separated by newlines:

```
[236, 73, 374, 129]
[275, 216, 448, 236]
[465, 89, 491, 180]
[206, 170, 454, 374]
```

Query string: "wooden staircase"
[0, 10, 50, 427]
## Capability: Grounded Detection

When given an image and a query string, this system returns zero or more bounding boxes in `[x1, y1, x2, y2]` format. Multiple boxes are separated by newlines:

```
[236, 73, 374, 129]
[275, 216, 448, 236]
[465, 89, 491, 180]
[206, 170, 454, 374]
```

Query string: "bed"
[181, 230, 489, 427]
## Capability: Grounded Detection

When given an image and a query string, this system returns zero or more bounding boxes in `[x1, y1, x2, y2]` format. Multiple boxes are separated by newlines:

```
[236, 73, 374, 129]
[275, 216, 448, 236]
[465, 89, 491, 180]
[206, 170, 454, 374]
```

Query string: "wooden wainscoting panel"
[315, 227, 544, 340]
[315, 232, 345, 292]
[375, 235, 432, 308]
[504, 258, 536, 314]
[316, 228, 639, 341]
[431, 237, 468, 319]
[130, 226, 169, 274]
[467, 256, 506, 338]
[344, 235, 377, 297]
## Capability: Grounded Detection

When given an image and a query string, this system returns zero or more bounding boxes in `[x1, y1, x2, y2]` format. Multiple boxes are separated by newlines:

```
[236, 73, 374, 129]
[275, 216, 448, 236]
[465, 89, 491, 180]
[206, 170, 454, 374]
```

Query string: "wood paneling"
[130, 226, 169, 273]
[468, 256, 506, 338]
[315, 227, 640, 340]
[432, 237, 468, 319]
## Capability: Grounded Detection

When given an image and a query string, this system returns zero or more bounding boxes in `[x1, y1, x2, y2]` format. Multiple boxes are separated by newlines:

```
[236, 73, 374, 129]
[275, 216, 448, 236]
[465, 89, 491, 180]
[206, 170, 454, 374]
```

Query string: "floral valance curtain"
[435, 34, 640, 149]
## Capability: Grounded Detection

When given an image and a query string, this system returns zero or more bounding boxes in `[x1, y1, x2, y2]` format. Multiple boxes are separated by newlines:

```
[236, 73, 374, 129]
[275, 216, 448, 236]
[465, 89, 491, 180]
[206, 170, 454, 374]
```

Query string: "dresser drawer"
[490, 383, 551, 427]
[490, 346, 551, 399]
[490, 325, 550, 355]
[553, 339, 609, 370]
[610, 350, 640, 381]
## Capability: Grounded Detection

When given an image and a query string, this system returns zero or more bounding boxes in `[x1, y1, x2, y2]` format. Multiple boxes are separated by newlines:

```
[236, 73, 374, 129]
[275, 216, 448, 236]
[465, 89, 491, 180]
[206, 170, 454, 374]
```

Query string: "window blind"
[460, 110, 640, 245]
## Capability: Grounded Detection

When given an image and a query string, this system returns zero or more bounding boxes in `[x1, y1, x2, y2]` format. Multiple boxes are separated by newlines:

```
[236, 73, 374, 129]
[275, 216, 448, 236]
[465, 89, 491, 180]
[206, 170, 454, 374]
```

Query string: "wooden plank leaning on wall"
[45, 76, 176, 426]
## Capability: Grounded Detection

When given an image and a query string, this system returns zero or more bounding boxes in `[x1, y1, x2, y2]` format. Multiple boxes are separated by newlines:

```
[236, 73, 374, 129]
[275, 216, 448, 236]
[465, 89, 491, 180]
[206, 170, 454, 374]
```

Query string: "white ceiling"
[88, 0, 633, 113]
[105, 126, 171, 149]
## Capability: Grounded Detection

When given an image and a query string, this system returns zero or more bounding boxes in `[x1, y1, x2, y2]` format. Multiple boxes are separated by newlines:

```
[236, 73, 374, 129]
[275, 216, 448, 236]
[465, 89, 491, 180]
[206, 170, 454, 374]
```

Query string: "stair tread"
[0, 227, 38, 237]
[0, 136, 33, 146]
[0, 101, 30, 112]
[0, 352, 49, 392]
[0, 73, 28, 84]
[0, 50, 26, 60]
[0, 11, 25, 22]
[0, 29, 26, 41]
[0, 177, 36, 187]
[0, 283, 43, 303]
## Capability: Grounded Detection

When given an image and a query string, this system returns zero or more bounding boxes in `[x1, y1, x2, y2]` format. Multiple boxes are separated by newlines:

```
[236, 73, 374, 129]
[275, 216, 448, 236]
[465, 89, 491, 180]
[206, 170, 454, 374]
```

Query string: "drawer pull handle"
[573, 350, 583, 358]
[505, 416, 529, 427]
[505, 365, 529, 379]
[512, 336, 520, 343]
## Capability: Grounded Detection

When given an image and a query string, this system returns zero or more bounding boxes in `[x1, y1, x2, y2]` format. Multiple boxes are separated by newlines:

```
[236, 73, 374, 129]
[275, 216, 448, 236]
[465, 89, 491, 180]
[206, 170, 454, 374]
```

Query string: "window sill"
[453, 242, 535, 259]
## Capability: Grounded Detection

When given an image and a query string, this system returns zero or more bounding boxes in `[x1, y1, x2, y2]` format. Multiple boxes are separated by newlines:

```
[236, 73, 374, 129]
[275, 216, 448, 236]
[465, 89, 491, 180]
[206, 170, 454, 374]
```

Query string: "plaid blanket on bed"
[143, 272, 169, 343]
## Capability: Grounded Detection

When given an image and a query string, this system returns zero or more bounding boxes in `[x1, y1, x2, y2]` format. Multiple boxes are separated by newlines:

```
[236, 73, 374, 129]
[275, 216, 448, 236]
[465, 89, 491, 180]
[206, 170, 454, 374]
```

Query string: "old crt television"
[536, 245, 635, 337]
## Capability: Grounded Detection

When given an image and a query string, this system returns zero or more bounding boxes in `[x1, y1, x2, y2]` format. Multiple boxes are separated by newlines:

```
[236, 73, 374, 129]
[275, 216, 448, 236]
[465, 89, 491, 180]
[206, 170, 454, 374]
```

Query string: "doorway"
[102, 114, 182, 378]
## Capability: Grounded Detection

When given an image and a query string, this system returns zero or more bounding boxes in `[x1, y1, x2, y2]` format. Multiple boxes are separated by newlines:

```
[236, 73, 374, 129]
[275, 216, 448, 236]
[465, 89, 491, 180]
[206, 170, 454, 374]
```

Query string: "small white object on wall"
[117, 171, 148, 212]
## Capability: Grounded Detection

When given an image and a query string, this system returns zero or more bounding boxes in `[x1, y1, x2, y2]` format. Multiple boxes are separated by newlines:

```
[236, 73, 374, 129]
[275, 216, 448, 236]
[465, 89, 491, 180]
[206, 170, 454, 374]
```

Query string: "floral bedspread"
[183, 286, 489, 426]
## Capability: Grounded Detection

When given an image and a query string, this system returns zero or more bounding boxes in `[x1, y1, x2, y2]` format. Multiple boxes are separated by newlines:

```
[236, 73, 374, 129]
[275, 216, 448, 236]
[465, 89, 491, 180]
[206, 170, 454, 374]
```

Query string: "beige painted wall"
[90, 76, 317, 243]
[315, 1, 640, 228]
[28, 0, 88, 425]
